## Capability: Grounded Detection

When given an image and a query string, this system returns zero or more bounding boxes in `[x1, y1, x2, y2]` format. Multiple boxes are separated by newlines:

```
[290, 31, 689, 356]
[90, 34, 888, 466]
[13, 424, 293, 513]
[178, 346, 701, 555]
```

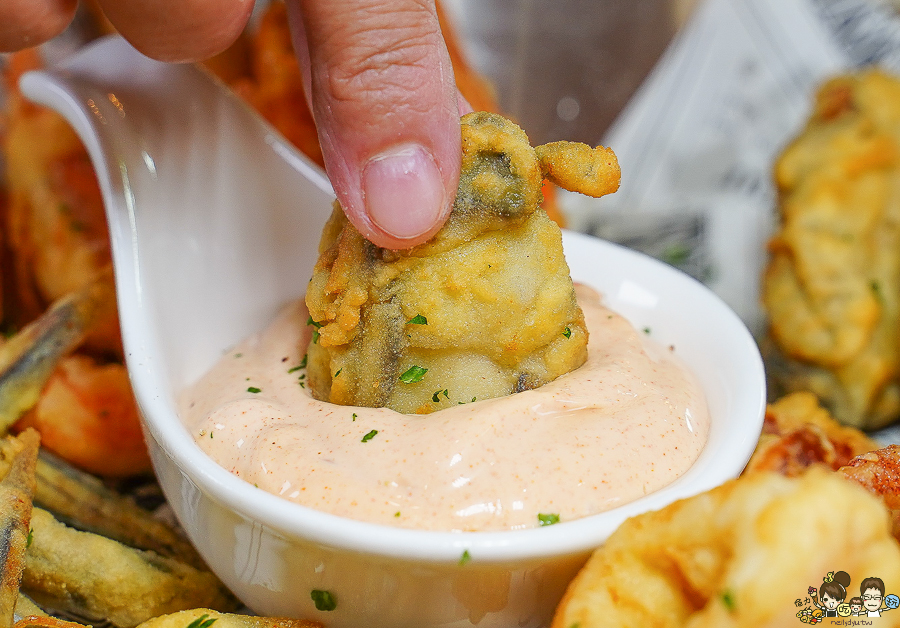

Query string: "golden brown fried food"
[0, 276, 116, 433]
[135, 609, 321, 628]
[2, 51, 121, 355]
[840, 444, 900, 541]
[0, 430, 39, 628]
[551, 469, 900, 628]
[744, 392, 878, 477]
[21, 508, 236, 628]
[0, 443, 202, 568]
[305, 112, 619, 413]
[763, 70, 900, 429]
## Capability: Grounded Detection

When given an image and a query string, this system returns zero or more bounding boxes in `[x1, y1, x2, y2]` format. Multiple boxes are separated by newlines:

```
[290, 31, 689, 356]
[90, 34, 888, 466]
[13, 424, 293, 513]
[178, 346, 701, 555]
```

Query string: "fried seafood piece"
[2, 51, 121, 355]
[762, 70, 900, 429]
[306, 112, 619, 413]
[551, 469, 900, 628]
[744, 392, 878, 477]
[839, 444, 900, 542]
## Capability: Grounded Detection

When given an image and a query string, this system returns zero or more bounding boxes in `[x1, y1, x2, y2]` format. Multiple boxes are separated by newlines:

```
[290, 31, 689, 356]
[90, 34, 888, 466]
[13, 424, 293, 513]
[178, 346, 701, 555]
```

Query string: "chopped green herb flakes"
[361, 430, 378, 443]
[352, 413, 357, 421]
[407, 314, 428, 325]
[307, 316, 323, 343]
[538, 513, 560, 526]
[334, 368, 342, 377]
[247, 386, 261, 394]
[299, 354, 308, 369]
[234, 353, 243, 358]
[288, 365, 303, 374]
[459, 549, 471, 565]
[310, 589, 337, 611]
[432, 389, 449, 403]
[642, 327, 651, 335]
[186, 614, 218, 628]
[400, 365, 428, 383]
[26, 529, 33, 548]
[563, 326, 571, 338]
[721, 590, 736, 611]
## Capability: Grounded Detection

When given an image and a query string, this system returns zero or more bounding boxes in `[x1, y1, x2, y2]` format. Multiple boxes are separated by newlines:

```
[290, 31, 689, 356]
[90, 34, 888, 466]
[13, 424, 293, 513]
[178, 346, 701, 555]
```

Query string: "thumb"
[288, 0, 462, 249]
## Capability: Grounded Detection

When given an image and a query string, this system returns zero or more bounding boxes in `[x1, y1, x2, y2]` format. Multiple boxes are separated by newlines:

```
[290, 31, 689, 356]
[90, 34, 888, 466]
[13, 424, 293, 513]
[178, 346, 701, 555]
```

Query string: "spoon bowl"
[20, 36, 765, 627]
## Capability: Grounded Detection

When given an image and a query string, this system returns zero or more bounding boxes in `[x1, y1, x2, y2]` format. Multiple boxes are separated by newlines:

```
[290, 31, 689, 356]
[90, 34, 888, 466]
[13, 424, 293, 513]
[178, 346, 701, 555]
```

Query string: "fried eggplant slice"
[552, 469, 900, 628]
[0, 276, 116, 433]
[0, 442, 202, 569]
[0, 430, 39, 628]
[762, 71, 900, 428]
[136, 609, 321, 628]
[306, 112, 619, 412]
[21, 508, 236, 628]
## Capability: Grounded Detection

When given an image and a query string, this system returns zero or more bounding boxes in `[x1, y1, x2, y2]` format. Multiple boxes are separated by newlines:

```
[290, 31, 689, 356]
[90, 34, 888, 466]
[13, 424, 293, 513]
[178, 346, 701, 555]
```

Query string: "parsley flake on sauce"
[288, 365, 303, 374]
[432, 389, 449, 403]
[186, 614, 217, 628]
[310, 589, 337, 611]
[361, 430, 378, 443]
[459, 549, 471, 566]
[563, 326, 571, 338]
[407, 314, 428, 325]
[399, 365, 428, 383]
[26, 529, 32, 548]
[334, 368, 342, 377]
[538, 513, 560, 526]
[247, 386, 261, 394]
[642, 327, 651, 335]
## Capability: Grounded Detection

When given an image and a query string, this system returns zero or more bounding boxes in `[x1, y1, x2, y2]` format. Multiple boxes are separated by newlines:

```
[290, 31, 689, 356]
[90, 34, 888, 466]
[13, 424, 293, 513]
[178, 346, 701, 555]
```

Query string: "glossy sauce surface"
[180, 285, 709, 531]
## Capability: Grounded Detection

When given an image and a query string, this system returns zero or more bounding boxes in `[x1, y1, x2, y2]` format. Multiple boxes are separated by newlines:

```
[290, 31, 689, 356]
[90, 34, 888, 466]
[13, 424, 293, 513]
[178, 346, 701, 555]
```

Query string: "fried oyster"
[763, 70, 900, 429]
[305, 112, 619, 413]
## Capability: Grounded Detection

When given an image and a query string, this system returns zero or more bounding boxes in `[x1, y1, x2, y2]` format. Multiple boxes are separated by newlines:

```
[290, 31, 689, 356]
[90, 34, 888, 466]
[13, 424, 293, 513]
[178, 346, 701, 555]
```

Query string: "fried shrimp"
[305, 112, 620, 413]
[551, 469, 900, 628]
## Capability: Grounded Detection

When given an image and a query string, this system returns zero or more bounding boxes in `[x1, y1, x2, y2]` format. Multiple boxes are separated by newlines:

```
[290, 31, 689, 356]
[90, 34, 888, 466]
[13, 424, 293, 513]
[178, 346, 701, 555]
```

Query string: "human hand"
[0, 0, 466, 249]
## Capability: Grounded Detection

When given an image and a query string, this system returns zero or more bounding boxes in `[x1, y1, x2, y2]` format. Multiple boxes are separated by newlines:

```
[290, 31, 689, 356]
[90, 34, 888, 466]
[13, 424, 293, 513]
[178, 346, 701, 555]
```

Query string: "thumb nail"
[362, 144, 446, 241]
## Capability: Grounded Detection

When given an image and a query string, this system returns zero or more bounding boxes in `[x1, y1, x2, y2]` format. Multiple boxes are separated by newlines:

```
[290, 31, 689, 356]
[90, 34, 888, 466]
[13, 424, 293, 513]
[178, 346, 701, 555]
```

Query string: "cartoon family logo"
[796, 571, 900, 624]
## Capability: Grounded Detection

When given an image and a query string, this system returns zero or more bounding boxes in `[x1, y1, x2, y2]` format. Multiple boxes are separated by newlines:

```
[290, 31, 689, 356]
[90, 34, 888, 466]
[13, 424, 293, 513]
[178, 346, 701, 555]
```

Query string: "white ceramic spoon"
[20, 36, 764, 626]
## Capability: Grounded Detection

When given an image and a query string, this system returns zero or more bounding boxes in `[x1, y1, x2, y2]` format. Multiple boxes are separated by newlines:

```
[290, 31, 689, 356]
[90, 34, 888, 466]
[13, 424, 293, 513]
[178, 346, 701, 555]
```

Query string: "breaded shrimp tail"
[305, 112, 619, 413]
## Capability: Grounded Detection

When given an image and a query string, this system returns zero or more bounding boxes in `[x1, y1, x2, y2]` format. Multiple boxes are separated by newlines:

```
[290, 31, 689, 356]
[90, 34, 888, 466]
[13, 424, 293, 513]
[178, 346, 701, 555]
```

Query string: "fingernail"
[362, 144, 446, 240]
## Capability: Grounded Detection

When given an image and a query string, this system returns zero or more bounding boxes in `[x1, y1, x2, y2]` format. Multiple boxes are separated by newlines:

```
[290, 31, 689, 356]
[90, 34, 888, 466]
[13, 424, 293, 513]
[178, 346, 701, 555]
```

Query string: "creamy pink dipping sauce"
[180, 284, 709, 532]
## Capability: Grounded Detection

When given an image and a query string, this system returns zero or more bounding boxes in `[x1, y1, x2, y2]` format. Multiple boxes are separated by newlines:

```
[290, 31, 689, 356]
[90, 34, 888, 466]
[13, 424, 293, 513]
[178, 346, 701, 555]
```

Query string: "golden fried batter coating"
[306, 112, 619, 413]
[763, 70, 900, 428]
[840, 444, 900, 542]
[745, 392, 878, 477]
[535, 141, 620, 198]
[552, 469, 900, 628]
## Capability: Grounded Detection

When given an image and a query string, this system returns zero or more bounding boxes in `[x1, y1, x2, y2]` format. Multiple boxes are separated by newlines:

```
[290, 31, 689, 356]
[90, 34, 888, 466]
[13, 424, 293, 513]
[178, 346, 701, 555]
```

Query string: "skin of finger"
[289, 0, 462, 250]
[95, 0, 255, 62]
[0, 0, 76, 52]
